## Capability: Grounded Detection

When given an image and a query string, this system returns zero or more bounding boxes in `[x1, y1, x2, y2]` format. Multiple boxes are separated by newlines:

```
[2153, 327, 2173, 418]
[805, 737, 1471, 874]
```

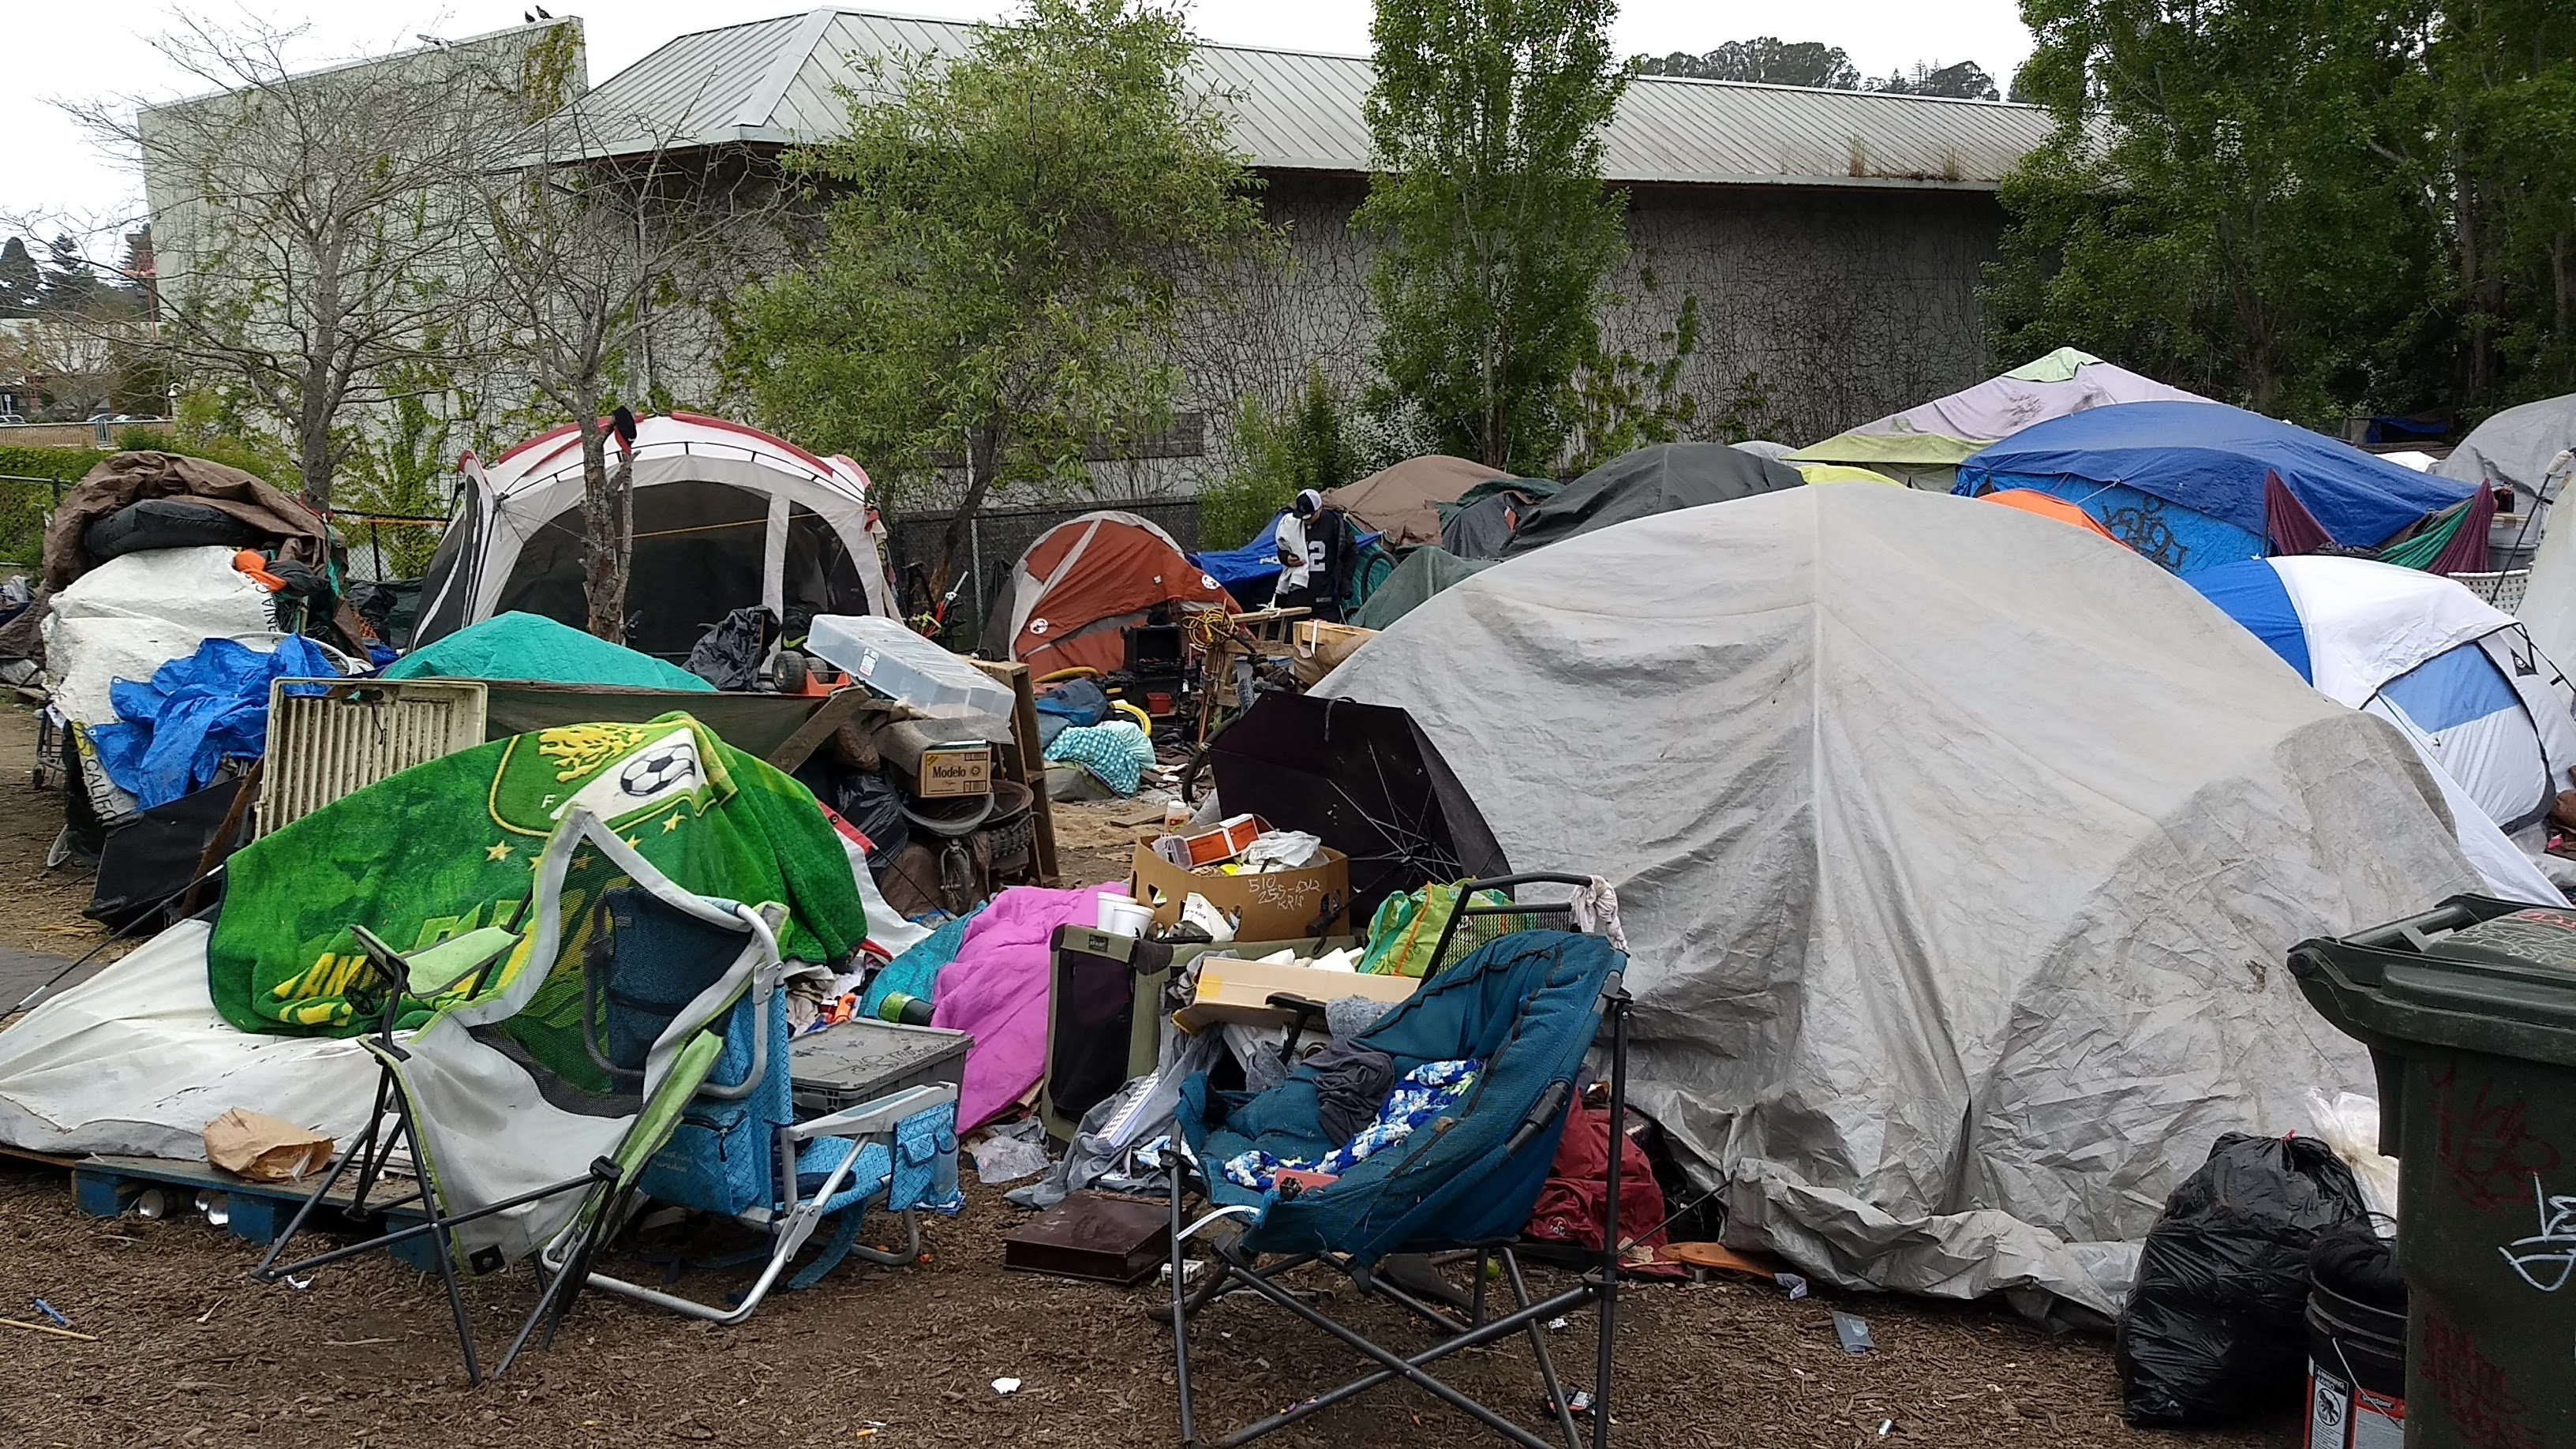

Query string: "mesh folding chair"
[252, 816, 861, 1382]
[556, 884, 962, 1324]
[1166, 874, 1631, 1449]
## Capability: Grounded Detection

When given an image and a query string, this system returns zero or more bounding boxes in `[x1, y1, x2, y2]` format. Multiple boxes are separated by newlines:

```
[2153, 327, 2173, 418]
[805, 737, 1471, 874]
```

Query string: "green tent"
[384, 612, 716, 692]
[1351, 547, 1496, 630]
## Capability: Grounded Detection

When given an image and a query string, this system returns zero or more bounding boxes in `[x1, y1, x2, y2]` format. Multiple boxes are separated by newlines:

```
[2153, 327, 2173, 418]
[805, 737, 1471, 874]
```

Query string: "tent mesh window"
[784, 504, 871, 630]
[499, 481, 769, 659]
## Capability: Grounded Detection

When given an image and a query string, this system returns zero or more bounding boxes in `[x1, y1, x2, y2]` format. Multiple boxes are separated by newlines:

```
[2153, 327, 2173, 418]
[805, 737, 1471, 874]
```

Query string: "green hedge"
[0, 446, 98, 571]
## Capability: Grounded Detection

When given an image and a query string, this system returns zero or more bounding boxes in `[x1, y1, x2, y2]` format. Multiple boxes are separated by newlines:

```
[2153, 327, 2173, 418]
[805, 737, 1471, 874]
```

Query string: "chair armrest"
[788, 1084, 958, 1141]
[404, 927, 520, 996]
[1502, 1080, 1571, 1156]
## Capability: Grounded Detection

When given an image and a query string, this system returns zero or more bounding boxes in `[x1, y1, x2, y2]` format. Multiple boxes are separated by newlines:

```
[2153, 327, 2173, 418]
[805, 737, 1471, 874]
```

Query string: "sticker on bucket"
[2308, 1365, 2350, 1449]
[2308, 1361, 2404, 1449]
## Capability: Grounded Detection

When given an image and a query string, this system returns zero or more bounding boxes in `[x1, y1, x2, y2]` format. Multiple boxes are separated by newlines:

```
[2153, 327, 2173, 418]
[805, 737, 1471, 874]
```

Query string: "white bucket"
[1096, 893, 1155, 937]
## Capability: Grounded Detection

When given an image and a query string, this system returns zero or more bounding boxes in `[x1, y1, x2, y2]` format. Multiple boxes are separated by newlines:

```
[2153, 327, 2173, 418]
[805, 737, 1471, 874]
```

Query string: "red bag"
[1526, 1107, 1673, 1268]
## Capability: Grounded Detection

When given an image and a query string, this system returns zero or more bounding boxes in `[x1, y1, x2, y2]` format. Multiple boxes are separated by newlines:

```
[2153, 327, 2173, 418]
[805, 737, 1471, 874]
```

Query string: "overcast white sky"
[3, 1, 2037, 257]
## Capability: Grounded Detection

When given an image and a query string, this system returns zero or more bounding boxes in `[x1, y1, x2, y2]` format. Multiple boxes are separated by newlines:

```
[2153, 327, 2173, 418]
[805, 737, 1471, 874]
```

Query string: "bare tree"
[458, 93, 789, 644]
[61, 17, 577, 509]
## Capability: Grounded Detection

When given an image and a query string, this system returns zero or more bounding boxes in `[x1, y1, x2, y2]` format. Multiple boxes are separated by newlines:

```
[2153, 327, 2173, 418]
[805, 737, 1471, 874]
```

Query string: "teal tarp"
[383, 611, 717, 691]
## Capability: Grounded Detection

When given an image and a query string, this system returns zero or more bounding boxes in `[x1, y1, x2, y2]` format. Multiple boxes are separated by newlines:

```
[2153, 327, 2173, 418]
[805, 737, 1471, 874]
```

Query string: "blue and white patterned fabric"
[1043, 720, 1157, 796]
[1222, 1058, 1482, 1193]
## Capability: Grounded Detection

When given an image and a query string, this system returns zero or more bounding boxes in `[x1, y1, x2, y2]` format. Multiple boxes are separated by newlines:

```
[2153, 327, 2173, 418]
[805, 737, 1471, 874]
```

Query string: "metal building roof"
[572, 6, 2052, 191]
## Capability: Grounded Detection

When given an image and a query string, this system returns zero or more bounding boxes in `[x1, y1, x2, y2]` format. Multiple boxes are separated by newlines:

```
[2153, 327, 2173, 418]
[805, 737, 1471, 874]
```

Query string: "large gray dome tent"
[1321, 484, 2481, 1316]
[412, 414, 898, 657]
[2435, 392, 2576, 569]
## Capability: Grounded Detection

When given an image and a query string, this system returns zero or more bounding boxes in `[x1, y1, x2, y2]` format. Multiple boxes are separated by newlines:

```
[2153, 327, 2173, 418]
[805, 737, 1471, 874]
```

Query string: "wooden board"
[972, 659, 1061, 886]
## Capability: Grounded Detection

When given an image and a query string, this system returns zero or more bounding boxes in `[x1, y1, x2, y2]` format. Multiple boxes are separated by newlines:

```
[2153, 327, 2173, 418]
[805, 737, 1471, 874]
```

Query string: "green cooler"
[2290, 897, 2576, 1449]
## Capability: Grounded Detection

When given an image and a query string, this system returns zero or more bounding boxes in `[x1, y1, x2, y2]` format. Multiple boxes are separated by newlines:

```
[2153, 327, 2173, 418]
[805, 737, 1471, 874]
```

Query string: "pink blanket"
[931, 884, 1119, 1129]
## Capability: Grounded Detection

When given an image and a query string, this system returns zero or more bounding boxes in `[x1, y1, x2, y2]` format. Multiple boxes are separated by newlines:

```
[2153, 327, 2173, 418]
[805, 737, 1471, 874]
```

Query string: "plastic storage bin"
[788, 1018, 972, 1117]
[805, 614, 1015, 721]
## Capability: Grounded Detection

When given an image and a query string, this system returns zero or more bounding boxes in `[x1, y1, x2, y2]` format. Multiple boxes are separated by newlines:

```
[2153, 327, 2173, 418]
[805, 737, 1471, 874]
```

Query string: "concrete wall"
[1174, 172, 2004, 475]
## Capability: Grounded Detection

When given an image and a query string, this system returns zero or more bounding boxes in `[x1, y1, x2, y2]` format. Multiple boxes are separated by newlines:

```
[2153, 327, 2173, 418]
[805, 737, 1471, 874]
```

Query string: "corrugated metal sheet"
[573, 6, 2050, 189]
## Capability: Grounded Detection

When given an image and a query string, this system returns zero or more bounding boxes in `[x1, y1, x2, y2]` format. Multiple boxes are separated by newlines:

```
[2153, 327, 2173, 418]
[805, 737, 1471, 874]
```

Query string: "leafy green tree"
[1359, 0, 1630, 474]
[725, 0, 1278, 587]
[35, 235, 101, 316]
[1866, 60, 2001, 99]
[1989, 0, 2441, 421]
[2428, 0, 2576, 404]
[1200, 369, 1372, 549]
[0, 239, 40, 317]
[1636, 39, 1860, 88]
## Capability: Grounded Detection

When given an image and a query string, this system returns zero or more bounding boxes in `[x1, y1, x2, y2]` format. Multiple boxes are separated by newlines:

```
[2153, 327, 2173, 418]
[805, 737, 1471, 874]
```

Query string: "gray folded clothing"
[1307, 1039, 1398, 1146]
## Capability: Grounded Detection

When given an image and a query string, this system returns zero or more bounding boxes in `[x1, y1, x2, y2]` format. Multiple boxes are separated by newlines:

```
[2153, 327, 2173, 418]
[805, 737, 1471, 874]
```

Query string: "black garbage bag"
[794, 758, 910, 869]
[685, 606, 781, 691]
[343, 578, 425, 646]
[2117, 1132, 2369, 1425]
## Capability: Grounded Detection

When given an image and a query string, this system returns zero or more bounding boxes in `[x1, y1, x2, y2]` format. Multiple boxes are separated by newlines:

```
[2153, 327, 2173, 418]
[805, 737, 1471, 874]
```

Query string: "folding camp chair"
[254, 815, 957, 1381]
[554, 883, 962, 1325]
[1165, 873, 1631, 1449]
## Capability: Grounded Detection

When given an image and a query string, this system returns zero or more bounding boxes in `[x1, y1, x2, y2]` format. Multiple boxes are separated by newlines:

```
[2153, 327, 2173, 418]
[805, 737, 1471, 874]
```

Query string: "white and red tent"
[413, 414, 897, 657]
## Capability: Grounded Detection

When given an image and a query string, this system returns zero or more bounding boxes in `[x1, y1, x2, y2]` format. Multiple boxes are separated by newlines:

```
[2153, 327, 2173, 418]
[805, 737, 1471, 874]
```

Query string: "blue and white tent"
[2190, 555, 2576, 901]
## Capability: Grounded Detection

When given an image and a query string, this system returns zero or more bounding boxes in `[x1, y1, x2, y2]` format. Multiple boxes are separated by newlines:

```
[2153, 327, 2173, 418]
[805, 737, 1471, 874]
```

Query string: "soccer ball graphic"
[618, 743, 698, 797]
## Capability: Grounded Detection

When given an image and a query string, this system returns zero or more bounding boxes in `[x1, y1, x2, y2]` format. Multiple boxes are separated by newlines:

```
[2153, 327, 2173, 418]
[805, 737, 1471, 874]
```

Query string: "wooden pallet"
[4, 1144, 439, 1272]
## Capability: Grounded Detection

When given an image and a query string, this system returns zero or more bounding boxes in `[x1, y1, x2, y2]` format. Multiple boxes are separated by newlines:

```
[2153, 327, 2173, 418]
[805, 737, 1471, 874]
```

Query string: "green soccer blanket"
[209, 713, 863, 1037]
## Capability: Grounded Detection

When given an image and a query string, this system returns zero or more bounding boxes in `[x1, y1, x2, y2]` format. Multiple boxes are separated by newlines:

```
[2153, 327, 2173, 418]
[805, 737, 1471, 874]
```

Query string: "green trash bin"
[2290, 896, 2576, 1449]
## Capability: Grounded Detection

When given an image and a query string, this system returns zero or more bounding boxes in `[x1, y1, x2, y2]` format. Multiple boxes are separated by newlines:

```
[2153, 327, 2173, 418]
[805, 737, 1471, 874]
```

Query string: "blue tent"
[1956, 401, 2477, 575]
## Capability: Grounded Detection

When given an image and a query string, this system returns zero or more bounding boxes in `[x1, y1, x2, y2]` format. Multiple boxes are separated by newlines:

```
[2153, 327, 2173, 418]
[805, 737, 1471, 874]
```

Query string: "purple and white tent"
[1790, 347, 2213, 490]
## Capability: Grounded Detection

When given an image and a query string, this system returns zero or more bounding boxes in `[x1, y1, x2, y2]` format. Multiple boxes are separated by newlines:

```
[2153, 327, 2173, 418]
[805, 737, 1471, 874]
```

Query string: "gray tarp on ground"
[1320, 485, 2482, 1317]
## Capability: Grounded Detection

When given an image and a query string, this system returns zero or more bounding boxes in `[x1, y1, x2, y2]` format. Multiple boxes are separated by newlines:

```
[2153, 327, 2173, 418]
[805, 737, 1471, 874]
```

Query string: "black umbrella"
[1207, 693, 1509, 924]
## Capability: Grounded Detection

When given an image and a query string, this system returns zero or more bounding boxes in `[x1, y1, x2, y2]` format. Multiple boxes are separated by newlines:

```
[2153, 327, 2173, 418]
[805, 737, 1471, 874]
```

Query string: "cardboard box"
[1173, 813, 1267, 867]
[918, 742, 993, 798]
[1173, 953, 1419, 1032]
[1290, 621, 1379, 687]
[1129, 842, 1350, 942]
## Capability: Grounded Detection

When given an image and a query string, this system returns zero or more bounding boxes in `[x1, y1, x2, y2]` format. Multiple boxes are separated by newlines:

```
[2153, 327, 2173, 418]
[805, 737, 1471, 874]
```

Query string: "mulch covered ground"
[0, 701, 2295, 1447]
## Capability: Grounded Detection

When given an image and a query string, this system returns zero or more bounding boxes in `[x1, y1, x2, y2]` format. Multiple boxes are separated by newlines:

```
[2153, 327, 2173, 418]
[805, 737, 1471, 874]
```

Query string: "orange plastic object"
[232, 550, 290, 591]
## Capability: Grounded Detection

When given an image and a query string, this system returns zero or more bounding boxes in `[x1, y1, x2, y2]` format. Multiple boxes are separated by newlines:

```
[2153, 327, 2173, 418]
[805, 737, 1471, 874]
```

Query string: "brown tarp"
[1323, 455, 1507, 547]
[41, 452, 332, 591]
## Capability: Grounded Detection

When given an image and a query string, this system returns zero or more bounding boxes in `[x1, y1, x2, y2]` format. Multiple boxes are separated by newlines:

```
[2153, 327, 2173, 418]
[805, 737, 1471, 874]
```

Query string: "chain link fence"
[882, 496, 1203, 651]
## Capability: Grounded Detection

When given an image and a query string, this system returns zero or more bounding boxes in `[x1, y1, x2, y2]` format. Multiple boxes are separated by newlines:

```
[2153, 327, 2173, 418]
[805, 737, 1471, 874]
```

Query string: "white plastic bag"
[2307, 1089, 2400, 1224]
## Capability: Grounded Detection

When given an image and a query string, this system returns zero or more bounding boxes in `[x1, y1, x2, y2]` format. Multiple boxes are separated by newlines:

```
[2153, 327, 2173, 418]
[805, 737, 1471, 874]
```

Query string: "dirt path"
[0, 703, 2296, 1448]
[0, 1159, 2293, 1449]
[0, 700, 105, 960]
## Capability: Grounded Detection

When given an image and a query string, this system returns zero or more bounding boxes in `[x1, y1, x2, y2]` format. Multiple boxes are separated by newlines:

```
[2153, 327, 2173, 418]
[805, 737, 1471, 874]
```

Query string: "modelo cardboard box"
[1126, 843, 1351, 942]
[1171, 953, 1418, 1032]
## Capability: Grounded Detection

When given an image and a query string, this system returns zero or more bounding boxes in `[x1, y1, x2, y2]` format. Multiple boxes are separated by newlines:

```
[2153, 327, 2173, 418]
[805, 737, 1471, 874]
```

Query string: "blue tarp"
[2185, 560, 2313, 681]
[1956, 401, 2476, 555]
[1191, 513, 1290, 603]
[90, 635, 337, 810]
[1189, 513, 1386, 607]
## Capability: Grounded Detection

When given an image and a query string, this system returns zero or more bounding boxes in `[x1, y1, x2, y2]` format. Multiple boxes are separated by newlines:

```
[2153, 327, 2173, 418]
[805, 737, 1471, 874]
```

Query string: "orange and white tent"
[981, 512, 1234, 676]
